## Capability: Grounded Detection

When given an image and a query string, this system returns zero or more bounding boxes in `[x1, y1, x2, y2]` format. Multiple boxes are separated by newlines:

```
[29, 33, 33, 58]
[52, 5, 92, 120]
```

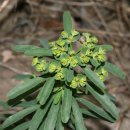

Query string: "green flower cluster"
[79, 33, 107, 64]
[70, 75, 87, 88]
[96, 67, 108, 81]
[32, 30, 108, 89]
[32, 57, 47, 72]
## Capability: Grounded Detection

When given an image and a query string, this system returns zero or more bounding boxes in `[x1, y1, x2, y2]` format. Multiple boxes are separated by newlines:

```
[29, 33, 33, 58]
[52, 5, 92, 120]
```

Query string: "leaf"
[13, 121, 30, 130]
[55, 108, 64, 130]
[72, 98, 87, 130]
[16, 100, 37, 108]
[2, 105, 38, 128]
[81, 108, 100, 119]
[95, 45, 113, 52]
[78, 98, 115, 122]
[0, 100, 10, 110]
[12, 45, 38, 53]
[43, 102, 60, 130]
[61, 87, 72, 123]
[66, 69, 74, 82]
[86, 83, 119, 119]
[90, 59, 100, 68]
[84, 67, 106, 92]
[104, 62, 126, 80]
[54, 91, 62, 104]
[37, 78, 55, 105]
[28, 98, 53, 130]
[24, 48, 53, 57]
[15, 74, 33, 80]
[63, 11, 73, 34]
[7, 77, 44, 100]
[39, 38, 50, 49]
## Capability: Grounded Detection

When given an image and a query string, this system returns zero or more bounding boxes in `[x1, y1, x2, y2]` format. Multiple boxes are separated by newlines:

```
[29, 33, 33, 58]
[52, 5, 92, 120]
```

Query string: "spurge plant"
[2, 11, 126, 130]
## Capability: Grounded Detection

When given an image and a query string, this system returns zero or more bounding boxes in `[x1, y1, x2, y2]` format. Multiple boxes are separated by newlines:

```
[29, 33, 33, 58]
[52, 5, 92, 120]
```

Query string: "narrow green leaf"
[86, 83, 119, 119]
[24, 48, 53, 57]
[63, 11, 73, 34]
[55, 108, 64, 130]
[90, 59, 100, 68]
[12, 45, 38, 53]
[72, 98, 87, 130]
[84, 67, 106, 92]
[13, 121, 30, 130]
[0, 100, 10, 110]
[37, 78, 55, 105]
[43, 102, 60, 130]
[66, 69, 74, 82]
[7, 77, 44, 100]
[61, 87, 72, 123]
[29, 98, 53, 130]
[78, 98, 115, 122]
[104, 62, 126, 80]
[39, 38, 50, 49]
[2, 105, 38, 128]
[81, 108, 100, 119]
[39, 121, 45, 130]
[16, 100, 37, 108]
[15, 74, 33, 80]
[54, 91, 62, 105]
[96, 45, 113, 52]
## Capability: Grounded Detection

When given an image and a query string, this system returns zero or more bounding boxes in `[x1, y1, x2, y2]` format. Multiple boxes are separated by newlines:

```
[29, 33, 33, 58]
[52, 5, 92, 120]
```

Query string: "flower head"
[32, 57, 39, 66]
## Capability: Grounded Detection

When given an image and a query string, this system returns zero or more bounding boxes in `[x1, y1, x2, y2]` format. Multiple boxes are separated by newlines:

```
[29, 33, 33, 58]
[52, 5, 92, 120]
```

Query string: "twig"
[0, 0, 10, 12]
[91, 0, 110, 32]
[44, 0, 114, 10]
[0, 62, 30, 75]
[0, 0, 19, 22]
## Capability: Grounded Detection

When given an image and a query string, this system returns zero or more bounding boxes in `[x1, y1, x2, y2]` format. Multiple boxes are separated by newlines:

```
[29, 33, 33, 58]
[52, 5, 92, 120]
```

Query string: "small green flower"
[57, 39, 65, 47]
[69, 50, 75, 56]
[80, 54, 90, 64]
[87, 43, 95, 49]
[59, 47, 66, 53]
[69, 57, 78, 68]
[96, 67, 108, 81]
[71, 30, 79, 36]
[52, 49, 61, 57]
[70, 80, 78, 88]
[86, 50, 92, 56]
[55, 72, 64, 80]
[100, 67, 108, 76]
[90, 36, 98, 44]
[74, 77, 79, 82]
[97, 54, 106, 62]
[82, 33, 91, 38]
[35, 63, 46, 72]
[32, 57, 39, 66]
[41, 59, 46, 64]
[56, 66, 62, 72]
[61, 31, 68, 38]
[99, 75, 105, 81]
[92, 52, 98, 59]
[68, 36, 74, 43]
[79, 76, 87, 87]
[49, 41, 56, 47]
[49, 64, 56, 73]
[61, 58, 69, 67]
[98, 48, 105, 55]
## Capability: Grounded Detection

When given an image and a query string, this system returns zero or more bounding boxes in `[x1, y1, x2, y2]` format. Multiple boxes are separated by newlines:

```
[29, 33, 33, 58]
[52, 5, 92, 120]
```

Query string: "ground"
[0, 0, 130, 130]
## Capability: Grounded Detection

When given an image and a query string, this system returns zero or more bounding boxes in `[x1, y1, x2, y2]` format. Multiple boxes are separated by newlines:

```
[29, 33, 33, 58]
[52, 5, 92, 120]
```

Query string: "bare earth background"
[0, 0, 130, 130]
